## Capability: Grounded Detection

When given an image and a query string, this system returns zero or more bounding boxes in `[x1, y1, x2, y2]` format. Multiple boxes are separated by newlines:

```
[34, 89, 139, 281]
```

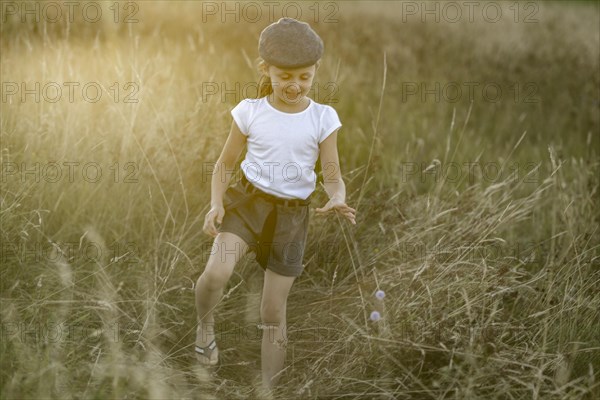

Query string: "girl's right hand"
[203, 205, 226, 237]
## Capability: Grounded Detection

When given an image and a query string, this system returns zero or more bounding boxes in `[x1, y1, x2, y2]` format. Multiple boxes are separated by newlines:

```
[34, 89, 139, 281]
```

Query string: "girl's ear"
[315, 60, 321, 71]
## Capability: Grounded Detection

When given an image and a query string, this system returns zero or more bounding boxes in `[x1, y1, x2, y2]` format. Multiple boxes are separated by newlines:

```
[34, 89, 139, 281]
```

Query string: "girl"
[195, 17, 356, 390]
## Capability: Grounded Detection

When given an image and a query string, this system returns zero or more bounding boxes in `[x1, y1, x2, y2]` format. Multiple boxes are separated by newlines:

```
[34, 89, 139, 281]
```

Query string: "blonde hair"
[256, 58, 273, 99]
[254, 58, 321, 99]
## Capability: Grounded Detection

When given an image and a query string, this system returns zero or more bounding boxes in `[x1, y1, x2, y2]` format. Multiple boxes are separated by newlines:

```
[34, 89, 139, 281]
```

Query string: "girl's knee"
[260, 304, 285, 323]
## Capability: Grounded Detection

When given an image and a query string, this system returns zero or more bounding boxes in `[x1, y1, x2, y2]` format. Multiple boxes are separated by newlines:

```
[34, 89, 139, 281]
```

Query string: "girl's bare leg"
[260, 268, 296, 389]
[195, 232, 248, 364]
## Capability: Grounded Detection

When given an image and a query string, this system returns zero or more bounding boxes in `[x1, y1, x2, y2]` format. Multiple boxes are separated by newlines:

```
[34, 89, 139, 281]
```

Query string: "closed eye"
[279, 74, 311, 80]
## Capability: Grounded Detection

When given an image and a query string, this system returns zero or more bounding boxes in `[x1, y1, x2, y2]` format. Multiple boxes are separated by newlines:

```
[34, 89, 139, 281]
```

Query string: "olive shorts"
[218, 177, 311, 277]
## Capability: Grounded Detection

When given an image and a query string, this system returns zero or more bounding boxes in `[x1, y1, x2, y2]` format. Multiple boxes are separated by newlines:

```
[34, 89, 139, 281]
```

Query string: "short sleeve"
[230, 99, 251, 136]
[319, 106, 342, 143]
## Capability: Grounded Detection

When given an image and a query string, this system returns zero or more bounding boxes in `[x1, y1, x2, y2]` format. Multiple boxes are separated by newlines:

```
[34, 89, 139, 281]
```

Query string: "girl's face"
[265, 64, 316, 105]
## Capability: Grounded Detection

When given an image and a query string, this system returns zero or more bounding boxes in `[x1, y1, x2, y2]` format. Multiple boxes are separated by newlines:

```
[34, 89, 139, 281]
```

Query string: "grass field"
[1, 1, 599, 399]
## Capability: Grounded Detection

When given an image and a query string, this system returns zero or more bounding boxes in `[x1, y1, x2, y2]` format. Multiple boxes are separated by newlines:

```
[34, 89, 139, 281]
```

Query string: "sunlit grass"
[1, 1, 599, 399]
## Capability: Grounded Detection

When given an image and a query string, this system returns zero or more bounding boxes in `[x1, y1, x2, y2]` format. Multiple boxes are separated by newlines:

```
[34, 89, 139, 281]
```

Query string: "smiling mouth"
[285, 92, 300, 99]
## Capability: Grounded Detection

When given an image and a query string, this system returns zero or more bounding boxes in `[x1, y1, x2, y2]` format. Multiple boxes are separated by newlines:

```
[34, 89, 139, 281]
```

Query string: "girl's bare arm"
[211, 121, 247, 207]
[317, 129, 356, 224]
[319, 129, 346, 201]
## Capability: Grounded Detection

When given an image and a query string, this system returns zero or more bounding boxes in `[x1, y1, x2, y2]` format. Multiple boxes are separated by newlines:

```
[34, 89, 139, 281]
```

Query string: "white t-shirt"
[230, 96, 342, 200]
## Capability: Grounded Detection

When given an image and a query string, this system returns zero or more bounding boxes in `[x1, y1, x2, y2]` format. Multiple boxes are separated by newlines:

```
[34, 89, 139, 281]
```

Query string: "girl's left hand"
[315, 198, 356, 225]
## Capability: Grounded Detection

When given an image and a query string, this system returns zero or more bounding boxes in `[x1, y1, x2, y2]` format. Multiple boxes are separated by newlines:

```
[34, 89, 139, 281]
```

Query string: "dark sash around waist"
[239, 174, 312, 207]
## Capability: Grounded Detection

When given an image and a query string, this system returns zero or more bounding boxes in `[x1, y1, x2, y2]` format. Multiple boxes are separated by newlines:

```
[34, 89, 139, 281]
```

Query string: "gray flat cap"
[258, 18, 324, 69]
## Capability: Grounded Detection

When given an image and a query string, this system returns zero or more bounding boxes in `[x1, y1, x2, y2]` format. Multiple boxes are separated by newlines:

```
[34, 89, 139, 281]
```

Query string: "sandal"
[195, 339, 218, 365]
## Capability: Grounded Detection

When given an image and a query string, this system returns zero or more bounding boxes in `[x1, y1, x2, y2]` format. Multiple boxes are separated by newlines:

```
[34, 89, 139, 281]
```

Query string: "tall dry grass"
[1, 1, 599, 399]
